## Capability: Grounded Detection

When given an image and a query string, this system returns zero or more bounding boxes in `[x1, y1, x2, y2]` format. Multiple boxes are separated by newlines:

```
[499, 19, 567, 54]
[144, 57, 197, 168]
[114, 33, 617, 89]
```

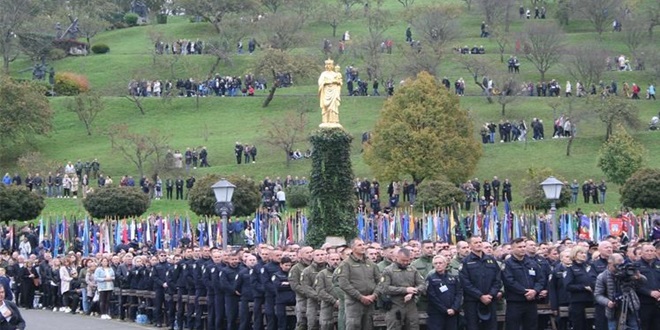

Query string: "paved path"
[20, 308, 152, 330]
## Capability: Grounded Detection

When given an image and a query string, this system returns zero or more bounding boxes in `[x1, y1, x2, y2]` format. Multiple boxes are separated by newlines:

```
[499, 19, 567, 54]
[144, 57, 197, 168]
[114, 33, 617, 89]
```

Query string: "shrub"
[54, 72, 90, 96]
[188, 174, 261, 217]
[124, 13, 139, 26]
[48, 48, 67, 61]
[0, 185, 45, 224]
[286, 186, 310, 209]
[157, 14, 168, 24]
[416, 180, 465, 209]
[91, 44, 110, 54]
[620, 168, 660, 209]
[83, 187, 151, 219]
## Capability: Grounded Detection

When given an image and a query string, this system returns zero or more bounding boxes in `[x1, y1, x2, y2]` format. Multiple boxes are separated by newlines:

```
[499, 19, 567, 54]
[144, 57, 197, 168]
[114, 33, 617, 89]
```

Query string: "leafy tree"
[107, 124, 170, 177]
[188, 174, 261, 217]
[0, 77, 53, 148]
[66, 91, 105, 136]
[0, 185, 45, 224]
[522, 21, 565, 81]
[597, 125, 646, 185]
[365, 71, 482, 185]
[555, 0, 573, 26]
[252, 48, 317, 107]
[590, 96, 641, 140]
[83, 187, 150, 219]
[521, 168, 572, 210]
[262, 105, 308, 166]
[416, 180, 465, 209]
[0, 0, 41, 72]
[177, 0, 257, 34]
[620, 168, 660, 209]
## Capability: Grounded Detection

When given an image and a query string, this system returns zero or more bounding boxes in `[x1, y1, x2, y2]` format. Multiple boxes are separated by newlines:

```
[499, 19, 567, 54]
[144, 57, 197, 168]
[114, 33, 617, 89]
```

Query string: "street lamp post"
[540, 176, 564, 243]
[212, 179, 236, 249]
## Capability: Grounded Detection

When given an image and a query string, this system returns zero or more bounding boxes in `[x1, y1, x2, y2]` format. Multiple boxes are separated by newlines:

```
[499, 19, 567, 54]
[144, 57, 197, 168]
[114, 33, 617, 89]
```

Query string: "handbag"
[93, 290, 100, 302]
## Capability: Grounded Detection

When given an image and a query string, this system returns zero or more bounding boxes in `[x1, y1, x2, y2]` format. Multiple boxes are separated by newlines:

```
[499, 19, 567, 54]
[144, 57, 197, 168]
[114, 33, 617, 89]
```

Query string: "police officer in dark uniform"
[223, 251, 243, 330]
[590, 241, 613, 330]
[525, 240, 551, 330]
[151, 252, 170, 328]
[172, 249, 193, 329]
[548, 249, 571, 330]
[262, 249, 283, 330]
[502, 238, 546, 330]
[564, 246, 596, 330]
[427, 255, 463, 330]
[193, 249, 210, 330]
[204, 249, 220, 330]
[213, 251, 227, 330]
[252, 248, 270, 330]
[128, 256, 146, 321]
[459, 236, 501, 330]
[274, 257, 295, 330]
[635, 243, 660, 330]
[237, 253, 257, 330]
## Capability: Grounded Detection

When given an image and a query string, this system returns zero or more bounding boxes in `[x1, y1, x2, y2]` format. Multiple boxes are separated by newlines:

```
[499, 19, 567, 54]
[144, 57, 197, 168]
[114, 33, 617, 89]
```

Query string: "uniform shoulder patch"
[235, 274, 239, 281]
[219, 271, 223, 277]
[271, 275, 276, 282]
[260, 268, 265, 274]
[314, 279, 318, 285]
[336, 268, 341, 274]
[192, 264, 196, 269]
[183, 264, 187, 270]
[380, 276, 385, 282]
[249, 269, 253, 275]
[211, 268, 215, 273]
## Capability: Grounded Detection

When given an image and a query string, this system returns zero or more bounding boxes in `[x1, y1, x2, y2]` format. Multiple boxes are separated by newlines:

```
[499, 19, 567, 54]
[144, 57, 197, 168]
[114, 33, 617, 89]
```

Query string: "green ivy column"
[306, 128, 357, 247]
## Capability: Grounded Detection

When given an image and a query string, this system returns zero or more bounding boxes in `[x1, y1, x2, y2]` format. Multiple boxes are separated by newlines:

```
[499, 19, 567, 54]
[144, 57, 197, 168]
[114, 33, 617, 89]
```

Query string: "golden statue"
[318, 59, 343, 128]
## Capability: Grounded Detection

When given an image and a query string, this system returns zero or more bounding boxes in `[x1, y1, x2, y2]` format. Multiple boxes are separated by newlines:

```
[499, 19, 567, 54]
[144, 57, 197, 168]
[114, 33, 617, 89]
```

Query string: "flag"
[83, 217, 90, 257]
[156, 217, 163, 250]
[53, 217, 61, 257]
[39, 218, 44, 246]
[255, 212, 261, 244]
[357, 213, 365, 240]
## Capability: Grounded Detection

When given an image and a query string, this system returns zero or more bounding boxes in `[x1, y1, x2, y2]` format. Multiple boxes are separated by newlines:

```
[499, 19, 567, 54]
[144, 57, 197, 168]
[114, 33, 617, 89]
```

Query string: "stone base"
[319, 122, 343, 129]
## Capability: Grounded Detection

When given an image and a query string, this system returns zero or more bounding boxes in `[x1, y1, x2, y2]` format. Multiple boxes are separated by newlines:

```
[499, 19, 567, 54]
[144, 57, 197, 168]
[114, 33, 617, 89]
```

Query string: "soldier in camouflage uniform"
[302, 249, 327, 330]
[335, 239, 380, 330]
[314, 253, 341, 330]
[289, 246, 313, 330]
[378, 247, 426, 330]
[411, 240, 435, 312]
[447, 241, 470, 276]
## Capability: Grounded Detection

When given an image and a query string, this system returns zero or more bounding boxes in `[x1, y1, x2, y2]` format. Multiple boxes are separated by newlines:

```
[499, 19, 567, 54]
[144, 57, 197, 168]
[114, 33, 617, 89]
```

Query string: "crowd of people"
[154, 39, 204, 55]
[128, 74, 268, 98]
[1, 225, 658, 330]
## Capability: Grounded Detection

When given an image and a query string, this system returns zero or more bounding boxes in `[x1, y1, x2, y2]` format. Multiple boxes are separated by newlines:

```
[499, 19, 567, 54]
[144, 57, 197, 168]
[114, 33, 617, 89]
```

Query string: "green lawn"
[4, 0, 660, 220]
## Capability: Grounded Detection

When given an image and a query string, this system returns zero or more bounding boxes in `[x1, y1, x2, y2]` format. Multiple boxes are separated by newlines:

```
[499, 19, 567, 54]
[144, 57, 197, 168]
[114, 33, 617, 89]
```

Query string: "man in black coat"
[0, 285, 26, 330]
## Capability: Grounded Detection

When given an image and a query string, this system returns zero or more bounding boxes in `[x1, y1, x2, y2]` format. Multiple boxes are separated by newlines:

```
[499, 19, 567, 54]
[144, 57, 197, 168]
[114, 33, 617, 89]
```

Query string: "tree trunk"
[566, 135, 574, 156]
[332, 20, 337, 37]
[285, 149, 291, 167]
[501, 103, 506, 117]
[208, 57, 222, 78]
[263, 85, 277, 108]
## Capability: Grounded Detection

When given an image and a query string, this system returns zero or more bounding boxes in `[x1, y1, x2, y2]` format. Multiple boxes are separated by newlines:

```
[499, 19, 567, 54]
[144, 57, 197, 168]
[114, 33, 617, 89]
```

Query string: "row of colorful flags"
[27, 204, 654, 256]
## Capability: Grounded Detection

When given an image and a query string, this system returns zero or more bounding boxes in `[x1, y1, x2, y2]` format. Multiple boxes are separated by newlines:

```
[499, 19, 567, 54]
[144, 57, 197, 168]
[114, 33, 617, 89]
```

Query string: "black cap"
[478, 303, 492, 321]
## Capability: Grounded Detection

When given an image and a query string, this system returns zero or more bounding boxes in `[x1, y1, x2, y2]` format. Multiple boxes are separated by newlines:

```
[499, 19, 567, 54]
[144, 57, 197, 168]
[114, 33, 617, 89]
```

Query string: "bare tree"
[338, 0, 363, 14]
[456, 55, 491, 100]
[107, 124, 171, 177]
[260, 0, 288, 13]
[397, 0, 415, 8]
[66, 91, 105, 136]
[477, 0, 515, 31]
[522, 22, 565, 81]
[491, 26, 511, 63]
[177, 0, 256, 34]
[355, 8, 392, 81]
[262, 106, 308, 166]
[620, 19, 647, 56]
[252, 49, 317, 107]
[590, 96, 641, 141]
[576, 0, 621, 37]
[261, 13, 306, 51]
[316, 3, 346, 37]
[463, 0, 474, 11]
[411, 6, 460, 54]
[493, 73, 520, 116]
[564, 44, 607, 88]
[0, 0, 40, 72]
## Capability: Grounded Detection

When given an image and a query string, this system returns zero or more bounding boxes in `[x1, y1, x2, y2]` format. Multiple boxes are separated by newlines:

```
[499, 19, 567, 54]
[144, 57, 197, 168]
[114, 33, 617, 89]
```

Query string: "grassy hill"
[3, 0, 660, 218]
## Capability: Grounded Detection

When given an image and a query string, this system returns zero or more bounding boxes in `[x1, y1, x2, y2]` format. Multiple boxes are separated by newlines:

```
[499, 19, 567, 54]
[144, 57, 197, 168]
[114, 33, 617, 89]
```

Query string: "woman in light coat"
[94, 257, 115, 320]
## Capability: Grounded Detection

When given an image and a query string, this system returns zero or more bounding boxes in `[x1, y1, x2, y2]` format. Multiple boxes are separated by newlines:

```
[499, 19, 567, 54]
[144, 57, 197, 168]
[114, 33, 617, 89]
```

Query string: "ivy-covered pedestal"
[306, 128, 357, 247]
